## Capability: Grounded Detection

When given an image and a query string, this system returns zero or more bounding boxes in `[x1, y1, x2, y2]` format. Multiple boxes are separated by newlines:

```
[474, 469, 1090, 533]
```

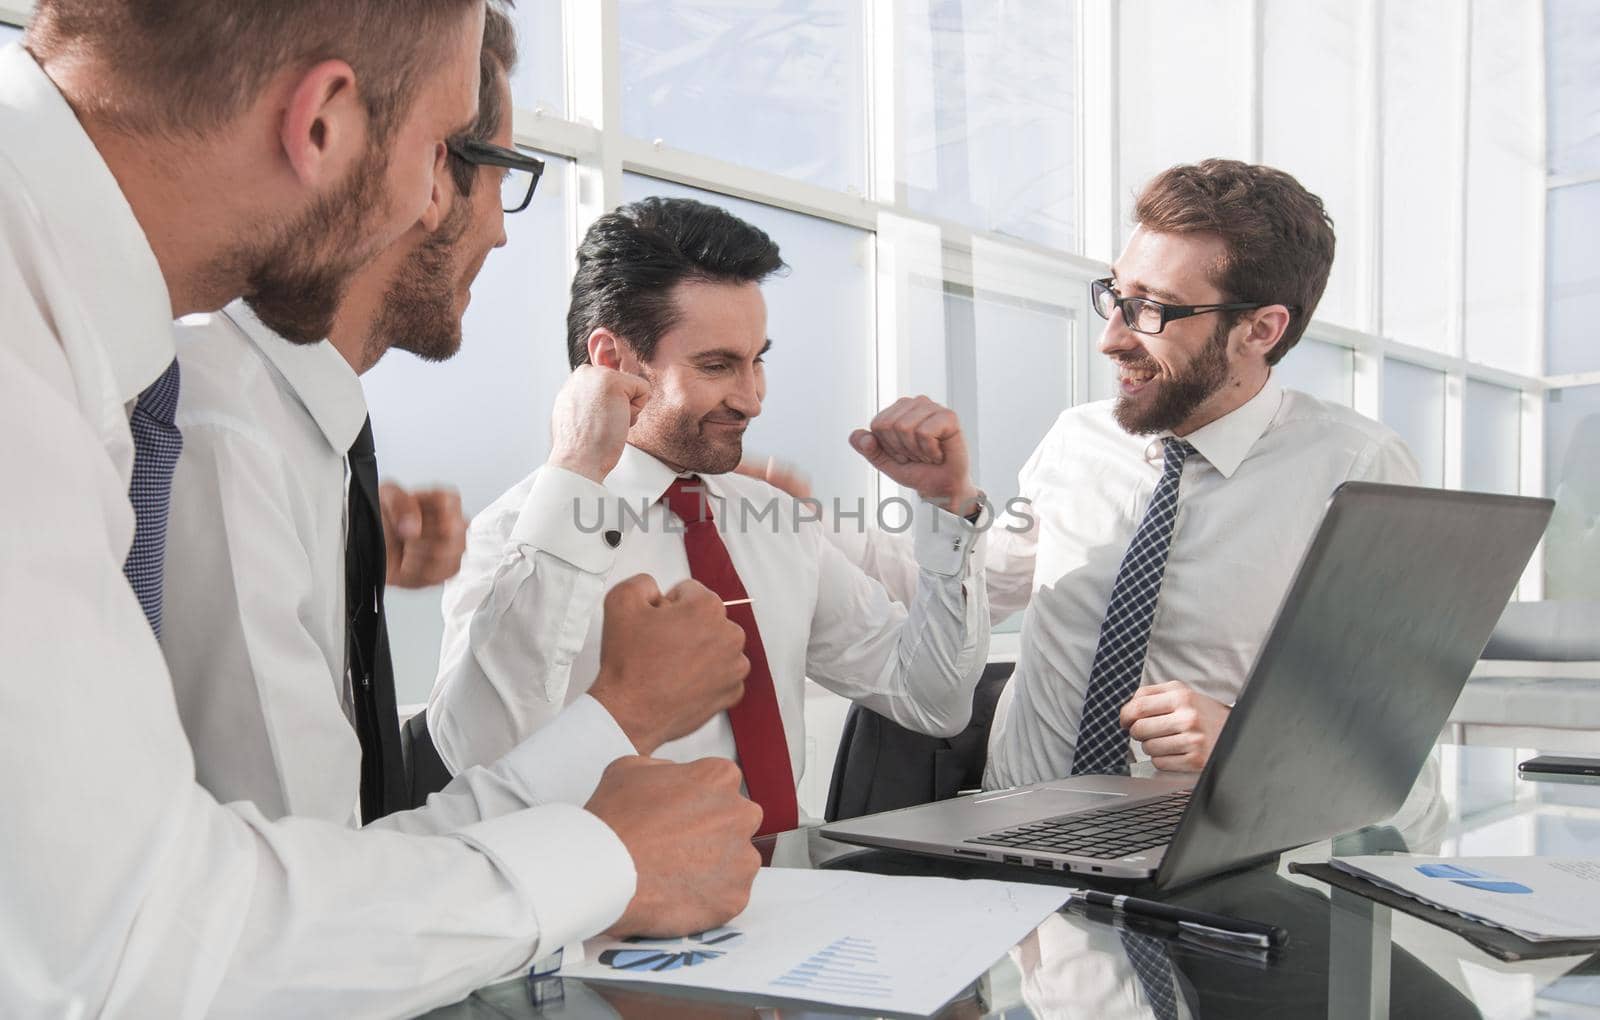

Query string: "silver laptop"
[823, 483, 1553, 890]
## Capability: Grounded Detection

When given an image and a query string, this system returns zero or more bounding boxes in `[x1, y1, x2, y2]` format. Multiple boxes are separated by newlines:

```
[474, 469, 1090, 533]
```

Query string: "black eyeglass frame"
[447, 137, 546, 214]
[1090, 277, 1298, 336]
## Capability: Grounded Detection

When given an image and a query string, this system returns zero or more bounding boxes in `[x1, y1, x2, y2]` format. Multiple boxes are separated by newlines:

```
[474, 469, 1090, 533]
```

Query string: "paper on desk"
[561, 867, 1069, 1016]
[1331, 856, 1600, 942]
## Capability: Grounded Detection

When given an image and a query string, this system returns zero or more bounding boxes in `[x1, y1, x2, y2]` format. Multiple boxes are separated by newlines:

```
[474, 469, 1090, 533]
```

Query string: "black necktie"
[346, 416, 407, 823]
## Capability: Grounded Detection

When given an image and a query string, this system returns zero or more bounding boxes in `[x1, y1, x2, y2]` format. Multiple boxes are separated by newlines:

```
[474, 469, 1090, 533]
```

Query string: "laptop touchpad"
[966, 787, 1125, 828]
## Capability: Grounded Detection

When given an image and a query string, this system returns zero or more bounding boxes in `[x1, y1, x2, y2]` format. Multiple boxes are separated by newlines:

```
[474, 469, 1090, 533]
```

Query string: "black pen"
[1064, 890, 1289, 949]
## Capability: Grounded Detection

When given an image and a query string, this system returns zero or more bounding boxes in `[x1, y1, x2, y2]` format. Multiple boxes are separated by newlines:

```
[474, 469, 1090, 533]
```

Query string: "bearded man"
[785, 159, 1421, 788]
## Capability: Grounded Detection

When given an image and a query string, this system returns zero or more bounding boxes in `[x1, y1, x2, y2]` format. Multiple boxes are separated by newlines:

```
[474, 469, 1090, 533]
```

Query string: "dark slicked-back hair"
[448, 1, 520, 196]
[567, 197, 786, 369]
[1134, 159, 1335, 365]
[25, 0, 493, 142]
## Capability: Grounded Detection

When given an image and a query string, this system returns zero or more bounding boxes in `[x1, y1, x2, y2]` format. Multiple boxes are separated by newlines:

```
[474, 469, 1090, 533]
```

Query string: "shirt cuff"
[510, 466, 622, 576]
[451, 803, 636, 957]
[912, 499, 984, 577]
[498, 694, 636, 807]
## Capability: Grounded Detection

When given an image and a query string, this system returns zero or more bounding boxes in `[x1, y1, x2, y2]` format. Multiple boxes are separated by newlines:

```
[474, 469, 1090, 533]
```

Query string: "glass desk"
[421, 745, 1600, 1018]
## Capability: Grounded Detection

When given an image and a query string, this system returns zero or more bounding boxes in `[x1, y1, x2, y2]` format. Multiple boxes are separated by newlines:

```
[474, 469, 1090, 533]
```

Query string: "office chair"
[824, 660, 1013, 822]
[399, 710, 454, 809]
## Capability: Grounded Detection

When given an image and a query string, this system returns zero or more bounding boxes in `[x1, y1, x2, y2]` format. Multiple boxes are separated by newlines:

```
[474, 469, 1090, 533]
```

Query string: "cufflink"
[603, 529, 622, 548]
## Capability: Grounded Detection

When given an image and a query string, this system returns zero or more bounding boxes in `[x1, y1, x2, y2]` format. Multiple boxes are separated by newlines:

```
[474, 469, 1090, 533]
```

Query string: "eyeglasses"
[446, 137, 546, 214]
[1090, 277, 1294, 336]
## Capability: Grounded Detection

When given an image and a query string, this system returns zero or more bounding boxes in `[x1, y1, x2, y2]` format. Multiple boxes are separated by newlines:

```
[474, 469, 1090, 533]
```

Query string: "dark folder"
[1289, 861, 1600, 963]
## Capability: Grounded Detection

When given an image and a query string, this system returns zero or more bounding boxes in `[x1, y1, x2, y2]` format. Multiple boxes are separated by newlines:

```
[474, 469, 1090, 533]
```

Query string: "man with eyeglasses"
[158, 0, 758, 980]
[160, 3, 755, 850]
[0, 0, 757, 1012]
[772, 159, 1420, 791]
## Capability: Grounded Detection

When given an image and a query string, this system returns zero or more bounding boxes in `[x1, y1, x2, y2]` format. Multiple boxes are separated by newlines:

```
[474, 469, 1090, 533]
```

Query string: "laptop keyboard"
[968, 790, 1191, 859]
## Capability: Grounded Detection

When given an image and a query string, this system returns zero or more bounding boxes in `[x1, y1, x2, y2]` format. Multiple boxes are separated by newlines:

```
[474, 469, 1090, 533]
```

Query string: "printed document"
[561, 867, 1070, 1015]
[1331, 856, 1600, 942]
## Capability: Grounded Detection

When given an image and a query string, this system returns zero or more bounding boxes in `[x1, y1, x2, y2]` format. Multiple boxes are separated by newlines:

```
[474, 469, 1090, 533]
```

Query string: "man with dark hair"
[429, 196, 993, 837]
[768, 160, 1422, 794]
[0, 4, 758, 1014]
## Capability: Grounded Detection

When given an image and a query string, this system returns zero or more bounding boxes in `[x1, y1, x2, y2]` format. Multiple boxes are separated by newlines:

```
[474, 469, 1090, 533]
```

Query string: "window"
[1115, 0, 1254, 250]
[1545, 0, 1600, 179]
[897, 0, 1077, 250]
[1381, 360, 1446, 487]
[7, 0, 1550, 682]
[1380, 0, 1465, 352]
[619, 0, 867, 193]
[1545, 182, 1600, 377]
[939, 287, 1073, 502]
[365, 152, 575, 701]
[1463, 381, 1520, 495]
[1462, 0, 1542, 374]
[623, 174, 878, 507]
[1261, 0, 1364, 328]
[1273, 339, 1354, 408]
[507, 2, 566, 116]
[911, 274, 1071, 637]
[1544, 385, 1600, 599]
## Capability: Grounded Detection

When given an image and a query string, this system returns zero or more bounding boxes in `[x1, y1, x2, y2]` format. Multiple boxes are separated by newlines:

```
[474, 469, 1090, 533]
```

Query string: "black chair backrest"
[824, 661, 1013, 822]
[399, 710, 454, 809]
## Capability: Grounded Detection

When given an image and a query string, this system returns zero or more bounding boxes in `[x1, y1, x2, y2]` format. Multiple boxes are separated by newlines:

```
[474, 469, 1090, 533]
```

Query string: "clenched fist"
[1120, 681, 1232, 772]
[585, 756, 763, 937]
[587, 574, 751, 755]
[548, 365, 652, 484]
[379, 483, 467, 589]
[850, 396, 980, 516]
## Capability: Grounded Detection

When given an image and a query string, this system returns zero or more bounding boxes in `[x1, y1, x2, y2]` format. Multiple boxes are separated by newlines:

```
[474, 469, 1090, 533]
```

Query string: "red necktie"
[662, 476, 799, 837]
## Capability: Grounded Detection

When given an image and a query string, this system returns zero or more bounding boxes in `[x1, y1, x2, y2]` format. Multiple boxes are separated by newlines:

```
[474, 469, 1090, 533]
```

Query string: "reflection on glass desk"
[419, 745, 1600, 1019]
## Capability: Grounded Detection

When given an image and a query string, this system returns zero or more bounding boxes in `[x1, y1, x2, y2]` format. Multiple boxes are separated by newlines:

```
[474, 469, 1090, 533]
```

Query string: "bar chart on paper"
[564, 868, 1069, 1015]
[771, 935, 891, 1001]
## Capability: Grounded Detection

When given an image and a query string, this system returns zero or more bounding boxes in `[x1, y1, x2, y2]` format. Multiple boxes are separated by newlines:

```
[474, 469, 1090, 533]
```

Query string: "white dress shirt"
[165, 301, 637, 828]
[429, 443, 991, 783]
[830, 378, 1421, 788]
[0, 43, 633, 1019]
[1011, 913, 1196, 1019]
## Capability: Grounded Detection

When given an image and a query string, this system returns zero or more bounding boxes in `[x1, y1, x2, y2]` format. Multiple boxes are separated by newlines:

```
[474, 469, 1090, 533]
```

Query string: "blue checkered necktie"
[123, 358, 183, 637]
[1121, 931, 1180, 1020]
[1071, 437, 1197, 776]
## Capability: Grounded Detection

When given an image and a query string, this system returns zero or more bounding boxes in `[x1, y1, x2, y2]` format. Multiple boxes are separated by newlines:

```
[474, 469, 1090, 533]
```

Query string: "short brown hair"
[1134, 159, 1335, 365]
[448, 1, 520, 196]
[25, 0, 492, 143]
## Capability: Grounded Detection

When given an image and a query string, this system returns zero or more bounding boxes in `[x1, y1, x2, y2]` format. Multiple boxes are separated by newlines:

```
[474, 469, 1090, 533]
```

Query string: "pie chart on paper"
[597, 928, 746, 972]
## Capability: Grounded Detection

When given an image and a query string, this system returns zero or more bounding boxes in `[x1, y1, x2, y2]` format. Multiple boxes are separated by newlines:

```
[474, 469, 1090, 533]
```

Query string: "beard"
[632, 396, 749, 475]
[240, 148, 393, 344]
[1112, 318, 1231, 435]
[366, 194, 472, 365]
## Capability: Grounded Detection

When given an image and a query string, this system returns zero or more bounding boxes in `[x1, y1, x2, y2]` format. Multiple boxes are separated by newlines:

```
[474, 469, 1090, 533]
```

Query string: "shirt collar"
[222, 300, 369, 453]
[603, 443, 699, 507]
[0, 43, 174, 403]
[1143, 376, 1284, 479]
